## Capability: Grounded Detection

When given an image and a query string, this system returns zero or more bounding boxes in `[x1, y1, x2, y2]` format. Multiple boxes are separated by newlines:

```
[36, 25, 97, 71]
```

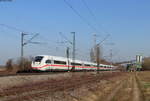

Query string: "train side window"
[93, 65, 96, 66]
[71, 63, 82, 66]
[84, 64, 91, 67]
[46, 60, 51, 64]
[54, 60, 66, 65]
[34, 56, 43, 62]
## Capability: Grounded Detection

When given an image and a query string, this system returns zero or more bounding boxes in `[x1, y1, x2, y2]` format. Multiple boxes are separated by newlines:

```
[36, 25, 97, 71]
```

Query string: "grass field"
[136, 71, 150, 101]
[87, 71, 150, 101]
[0, 71, 149, 101]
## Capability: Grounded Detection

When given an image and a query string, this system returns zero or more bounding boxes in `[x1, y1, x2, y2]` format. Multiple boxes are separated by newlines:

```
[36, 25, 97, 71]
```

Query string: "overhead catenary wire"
[0, 24, 36, 35]
[0, 24, 50, 45]
[81, 0, 111, 35]
[63, 0, 101, 33]
[81, 0, 96, 20]
[0, 28, 19, 39]
[0, 24, 46, 53]
[76, 50, 90, 61]
[63, 0, 112, 60]
[59, 32, 72, 44]
[0, 24, 25, 32]
[80, 0, 115, 62]
[24, 33, 39, 45]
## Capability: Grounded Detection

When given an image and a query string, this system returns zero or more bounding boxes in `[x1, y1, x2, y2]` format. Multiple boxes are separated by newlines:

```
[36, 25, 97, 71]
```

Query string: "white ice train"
[31, 55, 114, 71]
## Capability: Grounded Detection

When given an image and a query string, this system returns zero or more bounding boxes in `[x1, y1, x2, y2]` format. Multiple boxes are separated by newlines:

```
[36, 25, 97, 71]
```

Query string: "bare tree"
[5, 59, 13, 71]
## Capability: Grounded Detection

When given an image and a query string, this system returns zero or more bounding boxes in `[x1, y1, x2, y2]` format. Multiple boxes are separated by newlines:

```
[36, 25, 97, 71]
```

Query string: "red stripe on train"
[32, 64, 111, 69]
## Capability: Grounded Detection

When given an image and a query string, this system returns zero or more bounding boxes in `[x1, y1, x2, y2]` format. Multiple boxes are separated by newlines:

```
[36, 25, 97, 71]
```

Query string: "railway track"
[0, 71, 117, 77]
[0, 71, 66, 77]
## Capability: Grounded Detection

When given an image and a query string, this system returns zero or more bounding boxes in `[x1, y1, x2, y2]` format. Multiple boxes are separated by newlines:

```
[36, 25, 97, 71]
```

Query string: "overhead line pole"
[95, 34, 110, 74]
[96, 45, 100, 74]
[66, 47, 70, 71]
[21, 32, 27, 69]
[110, 49, 113, 66]
[21, 33, 24, 59]
[21, 33, 39, 69]
[93, 34, 97, 62]
[0, 24, 42, 69]
[97, 34, 110, 46]
[59, 32, 76, 72]
[71, 32, 76, 71]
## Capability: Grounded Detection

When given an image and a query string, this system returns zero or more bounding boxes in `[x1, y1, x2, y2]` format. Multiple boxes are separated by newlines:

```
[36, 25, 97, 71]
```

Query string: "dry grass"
[0, 72, 124, 101]
[136, 71, 150, 101]
[81, 72, 146, 101]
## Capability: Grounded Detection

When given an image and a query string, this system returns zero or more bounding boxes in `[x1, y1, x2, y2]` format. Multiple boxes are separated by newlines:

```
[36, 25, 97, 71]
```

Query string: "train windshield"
[34, 56, 43, 62]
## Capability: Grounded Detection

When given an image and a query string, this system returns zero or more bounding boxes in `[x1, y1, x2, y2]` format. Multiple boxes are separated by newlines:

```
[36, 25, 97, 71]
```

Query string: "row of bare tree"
[5, 57, 32, 73]
[4, 56, 149, 73]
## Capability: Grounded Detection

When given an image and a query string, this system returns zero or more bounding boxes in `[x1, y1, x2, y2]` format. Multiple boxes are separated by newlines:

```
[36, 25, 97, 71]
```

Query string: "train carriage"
[31, 55, 114, 71]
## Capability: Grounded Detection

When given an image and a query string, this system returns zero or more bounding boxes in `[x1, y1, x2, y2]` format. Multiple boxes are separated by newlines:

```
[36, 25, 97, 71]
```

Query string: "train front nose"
[32, 62, 41, 69]
[31, 56, 44, 70]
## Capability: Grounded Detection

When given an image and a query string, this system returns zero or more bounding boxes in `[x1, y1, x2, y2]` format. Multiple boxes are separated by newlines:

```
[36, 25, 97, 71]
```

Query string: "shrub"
[4, 57, 33, 73]
[16, 57, 33, 72]
[5, 59, 13, 71]
[142, 57, 150, 70]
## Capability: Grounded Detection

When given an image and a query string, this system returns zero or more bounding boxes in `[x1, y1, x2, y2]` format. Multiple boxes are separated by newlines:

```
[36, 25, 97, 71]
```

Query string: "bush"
[142, 57, 150, 70]
[4, 57, 33, 73]
[16, 57, 33, 72]
[5, 59, 13, 71]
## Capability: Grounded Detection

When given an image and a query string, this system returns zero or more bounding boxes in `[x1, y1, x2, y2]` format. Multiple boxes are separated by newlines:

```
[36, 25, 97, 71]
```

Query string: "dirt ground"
[0, 71, 149, 101]
[82, 71, 149, 101]
[0, 72, 80, 89]
[136, 71, 150, 101]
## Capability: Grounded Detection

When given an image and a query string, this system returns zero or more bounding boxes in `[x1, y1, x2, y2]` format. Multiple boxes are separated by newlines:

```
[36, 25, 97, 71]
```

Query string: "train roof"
[35, 55, 113, 66]
[35, 55, 95, 64]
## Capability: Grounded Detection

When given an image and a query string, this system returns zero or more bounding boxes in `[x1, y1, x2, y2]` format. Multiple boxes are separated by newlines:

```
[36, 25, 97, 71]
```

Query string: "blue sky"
[0, 0, 150, 64]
